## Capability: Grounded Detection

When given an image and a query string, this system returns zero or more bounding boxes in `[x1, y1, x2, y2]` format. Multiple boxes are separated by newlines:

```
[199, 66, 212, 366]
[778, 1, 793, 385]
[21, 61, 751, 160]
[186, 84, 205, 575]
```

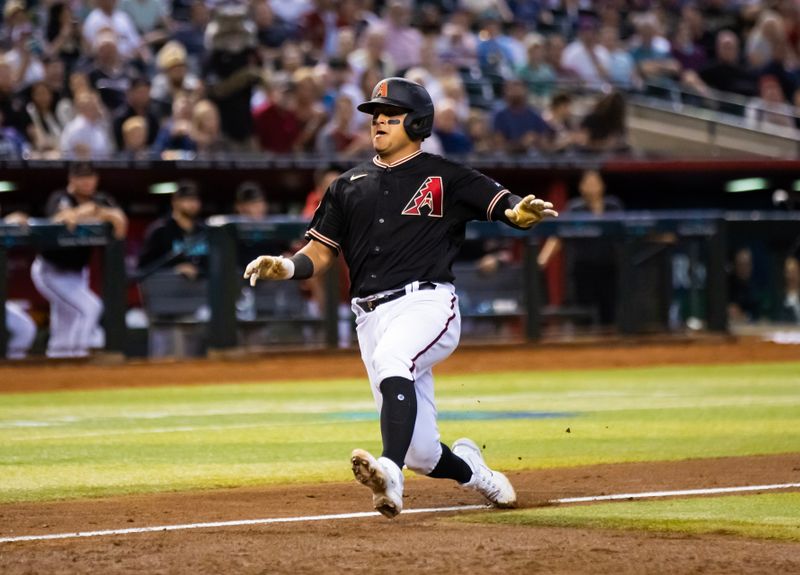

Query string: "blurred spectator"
[119, 0, 171, 46]
[44, 2, 82, 76]
[190, 98, 224, 153]
[302, 166, 340, 219]
[435, 12, 478, 69]
[55, 71, 90, 127]
[492, 77, 550, 154]
[433, 97, 473, 155]
[151, 41, 201, 113]
[5, 18, 45, 88]
[476, 15, 517, 84]
[321, 57, 364, 115]
[153, 91, 197, 156]
[171, 0, 210, 65]
[31, 161, 128, 358]
[542, 91, 579, 153]
[27, 82, 64, 157]
[561, 15, 611, 87]
[120, 115, 149, 157]
[699, 30, 758, 98]
[60, 90, 114, 158]
[112, 75, 160, 148]
[746, 10, 786, 70]
[253, 81, 300, 153]
[466, 107, 494, 155]
[82, 0, 146, 62]
[629, 12, 681, 88]
[0, 0, 28, 50]
[0, 109, 28, 157]
[670, 19, 708, 73]
[776, 256, 800, 323]
[371, 0, 423, 73]
[545, 32, 580, 82]
[538, 169, 624, 326]
[203, 5, 262, 151]
[315, 93, 371, 156]
[235, 181, 269, 219]
[138, 180, 207, 280]
[0, 56, 32, 138]
[599, 25, 639, 90]
[87, 30, 131, 112]
[745, 75, 796, 130]
[297, 0, 337, 58]
[517, 33, 556, 98]
[252, 0, 295, 54]
[576, 90, 628, 153]
[287, 68, 326, 152]
[349, 26, 395, 78]
[727, 247, 762, 322]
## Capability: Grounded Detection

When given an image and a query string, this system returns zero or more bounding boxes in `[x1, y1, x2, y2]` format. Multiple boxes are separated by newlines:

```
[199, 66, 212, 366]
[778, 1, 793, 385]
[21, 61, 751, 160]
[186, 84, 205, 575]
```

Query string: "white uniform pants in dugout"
[31, 256, 105, 358]
[352, 282, 461, 476]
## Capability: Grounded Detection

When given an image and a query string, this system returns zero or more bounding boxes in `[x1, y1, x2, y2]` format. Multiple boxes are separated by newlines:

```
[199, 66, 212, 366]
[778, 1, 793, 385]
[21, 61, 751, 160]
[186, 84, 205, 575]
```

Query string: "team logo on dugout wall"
[402, 177, 444, 217]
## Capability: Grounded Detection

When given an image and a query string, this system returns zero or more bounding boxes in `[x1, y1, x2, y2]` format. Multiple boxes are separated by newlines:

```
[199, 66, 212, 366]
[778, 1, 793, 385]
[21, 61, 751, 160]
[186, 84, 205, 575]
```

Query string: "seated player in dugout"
[244, 77, 558, 518]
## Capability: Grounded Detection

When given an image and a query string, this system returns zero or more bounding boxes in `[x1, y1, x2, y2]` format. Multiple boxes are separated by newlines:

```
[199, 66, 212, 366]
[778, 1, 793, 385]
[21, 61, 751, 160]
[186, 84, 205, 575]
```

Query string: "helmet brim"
[357, 97, 413, 115]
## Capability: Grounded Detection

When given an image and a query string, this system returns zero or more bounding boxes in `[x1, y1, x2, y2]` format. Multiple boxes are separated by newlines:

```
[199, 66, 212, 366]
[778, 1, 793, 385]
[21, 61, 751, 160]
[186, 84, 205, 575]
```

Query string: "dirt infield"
[1, 339, 799, 573]
[1, 338, 798, 394]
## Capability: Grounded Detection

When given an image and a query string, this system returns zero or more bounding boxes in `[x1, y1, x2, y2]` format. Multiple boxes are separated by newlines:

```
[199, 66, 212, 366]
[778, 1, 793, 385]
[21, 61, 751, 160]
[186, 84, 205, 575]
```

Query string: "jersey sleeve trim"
[486, 190, 511, 221]
[305, 228, 341, 254]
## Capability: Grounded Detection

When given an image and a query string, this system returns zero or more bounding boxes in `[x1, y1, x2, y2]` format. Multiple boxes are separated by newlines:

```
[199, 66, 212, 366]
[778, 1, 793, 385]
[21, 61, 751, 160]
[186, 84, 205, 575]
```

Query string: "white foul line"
[2, 482, 799, 544]
[0, 505, 488, 544]
[552, 482, 800, 504]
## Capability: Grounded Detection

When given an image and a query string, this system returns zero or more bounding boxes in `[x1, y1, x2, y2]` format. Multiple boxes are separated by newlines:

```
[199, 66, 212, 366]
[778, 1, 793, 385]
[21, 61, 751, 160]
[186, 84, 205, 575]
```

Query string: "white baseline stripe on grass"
[0, 505, 488, 544]
[552, 482, 800, 504]
[3, 482, 799, 544]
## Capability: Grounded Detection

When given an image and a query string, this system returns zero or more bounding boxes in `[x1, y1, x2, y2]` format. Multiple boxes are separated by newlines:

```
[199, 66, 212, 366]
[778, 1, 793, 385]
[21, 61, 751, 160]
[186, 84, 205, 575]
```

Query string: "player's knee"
[404, 441, 442, 475]
[80, 297, 103, 321]
[371, 347, 412, 381]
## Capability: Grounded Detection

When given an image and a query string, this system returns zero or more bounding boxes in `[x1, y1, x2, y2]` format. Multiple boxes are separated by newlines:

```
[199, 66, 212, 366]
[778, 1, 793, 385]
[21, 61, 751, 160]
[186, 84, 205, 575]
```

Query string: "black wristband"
[290, 253, 314, 280]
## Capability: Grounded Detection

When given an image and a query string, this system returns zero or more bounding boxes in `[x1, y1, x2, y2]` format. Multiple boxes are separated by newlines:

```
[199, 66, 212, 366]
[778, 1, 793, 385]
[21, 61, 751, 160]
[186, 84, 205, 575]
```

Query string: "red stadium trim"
[486, 190, 510, 221]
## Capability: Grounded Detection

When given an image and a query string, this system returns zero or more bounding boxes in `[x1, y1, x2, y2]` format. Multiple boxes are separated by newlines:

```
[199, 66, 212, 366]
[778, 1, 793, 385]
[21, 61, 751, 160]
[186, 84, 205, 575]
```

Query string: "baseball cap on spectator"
[174, 180, 200, 198]
[235, 181, 265, 204]
[69, 161, 97, 177]
[157, 41, 188, 71]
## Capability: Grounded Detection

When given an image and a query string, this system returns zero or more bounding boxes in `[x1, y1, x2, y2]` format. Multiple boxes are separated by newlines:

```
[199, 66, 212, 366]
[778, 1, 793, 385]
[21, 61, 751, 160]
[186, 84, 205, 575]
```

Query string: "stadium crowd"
[0, 0, 797, 161]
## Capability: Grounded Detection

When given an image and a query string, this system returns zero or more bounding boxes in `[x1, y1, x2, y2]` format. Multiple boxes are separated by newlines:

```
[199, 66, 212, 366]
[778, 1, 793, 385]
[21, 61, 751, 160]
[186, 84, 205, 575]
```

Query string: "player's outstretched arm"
[504, 195, 559, 229]
[243, 239, 336, 286]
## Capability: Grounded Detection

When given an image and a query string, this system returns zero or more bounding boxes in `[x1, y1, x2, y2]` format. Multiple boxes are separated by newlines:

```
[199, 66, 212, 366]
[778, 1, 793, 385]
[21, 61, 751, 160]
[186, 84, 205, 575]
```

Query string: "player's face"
[371, 106, 412, 156]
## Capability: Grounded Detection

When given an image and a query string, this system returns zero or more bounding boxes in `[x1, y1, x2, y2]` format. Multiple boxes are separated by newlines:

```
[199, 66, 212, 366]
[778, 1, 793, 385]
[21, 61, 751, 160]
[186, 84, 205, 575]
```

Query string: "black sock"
[427, 443, 473, 484]
[379, 377, 417, 469]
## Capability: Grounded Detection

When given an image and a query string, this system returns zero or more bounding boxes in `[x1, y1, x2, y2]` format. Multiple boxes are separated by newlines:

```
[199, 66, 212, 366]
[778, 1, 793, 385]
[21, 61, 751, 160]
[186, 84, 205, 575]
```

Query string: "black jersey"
[137, 216, 209, 274]
[40, 189, 120, 272]
[306, 151, 523, 297]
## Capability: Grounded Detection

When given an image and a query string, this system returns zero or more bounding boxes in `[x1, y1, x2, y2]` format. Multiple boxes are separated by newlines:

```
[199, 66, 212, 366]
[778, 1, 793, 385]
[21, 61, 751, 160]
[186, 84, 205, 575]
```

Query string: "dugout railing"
[4, 211, 800, 358]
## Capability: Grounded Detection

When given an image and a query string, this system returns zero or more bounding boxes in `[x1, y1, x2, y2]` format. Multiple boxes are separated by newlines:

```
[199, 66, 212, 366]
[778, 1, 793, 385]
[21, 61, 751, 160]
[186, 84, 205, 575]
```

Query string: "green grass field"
[1, 361, 798, 507]
[465, 492, 800, 542]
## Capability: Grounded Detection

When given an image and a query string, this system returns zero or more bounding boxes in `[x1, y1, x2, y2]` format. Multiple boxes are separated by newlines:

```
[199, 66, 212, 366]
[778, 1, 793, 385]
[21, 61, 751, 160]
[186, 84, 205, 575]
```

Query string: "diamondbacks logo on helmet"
[401, 177, 444, 217]
[374, 80, 388, 99]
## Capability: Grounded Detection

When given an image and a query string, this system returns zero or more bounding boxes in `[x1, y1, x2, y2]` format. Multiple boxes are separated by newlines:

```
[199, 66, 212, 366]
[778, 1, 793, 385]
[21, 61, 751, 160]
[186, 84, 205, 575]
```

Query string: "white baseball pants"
[352, 282, 461, 475]
[5, 301, 36, 359]
[31, 256, 104, 358]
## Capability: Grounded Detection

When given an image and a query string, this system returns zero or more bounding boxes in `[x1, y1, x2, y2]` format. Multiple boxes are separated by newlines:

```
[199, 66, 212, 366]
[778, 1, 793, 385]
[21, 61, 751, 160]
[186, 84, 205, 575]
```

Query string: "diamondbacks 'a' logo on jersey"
[401, 177, 444, 217]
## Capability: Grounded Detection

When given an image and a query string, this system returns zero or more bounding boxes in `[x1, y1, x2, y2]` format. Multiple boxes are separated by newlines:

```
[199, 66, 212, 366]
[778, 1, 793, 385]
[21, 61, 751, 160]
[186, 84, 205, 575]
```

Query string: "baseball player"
[3, 213, 37, 359]
[31, 162, 128, 358]
[244, 77, 558, 518]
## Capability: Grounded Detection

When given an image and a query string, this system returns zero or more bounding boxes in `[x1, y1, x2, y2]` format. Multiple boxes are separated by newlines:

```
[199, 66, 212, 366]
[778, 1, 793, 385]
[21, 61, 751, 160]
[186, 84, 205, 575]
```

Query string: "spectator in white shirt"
[60, 90, 114, 158]
[82, 0, 145, 61]
[561, 16, 611, 88]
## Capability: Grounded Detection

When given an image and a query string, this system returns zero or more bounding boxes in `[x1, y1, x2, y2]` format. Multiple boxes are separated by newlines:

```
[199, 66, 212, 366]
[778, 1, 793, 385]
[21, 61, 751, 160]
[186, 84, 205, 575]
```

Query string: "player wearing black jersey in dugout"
[245, 78, 558, 518]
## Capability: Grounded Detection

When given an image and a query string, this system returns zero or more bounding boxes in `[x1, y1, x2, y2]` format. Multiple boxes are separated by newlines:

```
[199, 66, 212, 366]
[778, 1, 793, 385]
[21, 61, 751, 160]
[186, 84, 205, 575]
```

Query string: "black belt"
[356, 282, 437, 312]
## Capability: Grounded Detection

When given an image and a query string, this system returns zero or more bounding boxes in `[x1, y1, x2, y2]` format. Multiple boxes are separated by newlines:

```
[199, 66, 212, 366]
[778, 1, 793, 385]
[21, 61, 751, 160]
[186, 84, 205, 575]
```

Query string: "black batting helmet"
[357, 77, 434, 141]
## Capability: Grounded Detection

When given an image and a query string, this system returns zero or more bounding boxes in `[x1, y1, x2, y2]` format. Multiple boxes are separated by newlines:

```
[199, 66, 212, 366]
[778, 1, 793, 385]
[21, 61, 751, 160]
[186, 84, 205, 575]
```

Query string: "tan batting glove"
[243, 255, 294, 286]
[504, 195, 559, 229]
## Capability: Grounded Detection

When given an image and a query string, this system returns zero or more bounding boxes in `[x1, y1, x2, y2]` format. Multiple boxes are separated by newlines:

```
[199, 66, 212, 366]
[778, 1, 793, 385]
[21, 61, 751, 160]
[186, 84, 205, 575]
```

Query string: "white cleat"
[351, 449, 404, 519]
[452, 438, 517, 508]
